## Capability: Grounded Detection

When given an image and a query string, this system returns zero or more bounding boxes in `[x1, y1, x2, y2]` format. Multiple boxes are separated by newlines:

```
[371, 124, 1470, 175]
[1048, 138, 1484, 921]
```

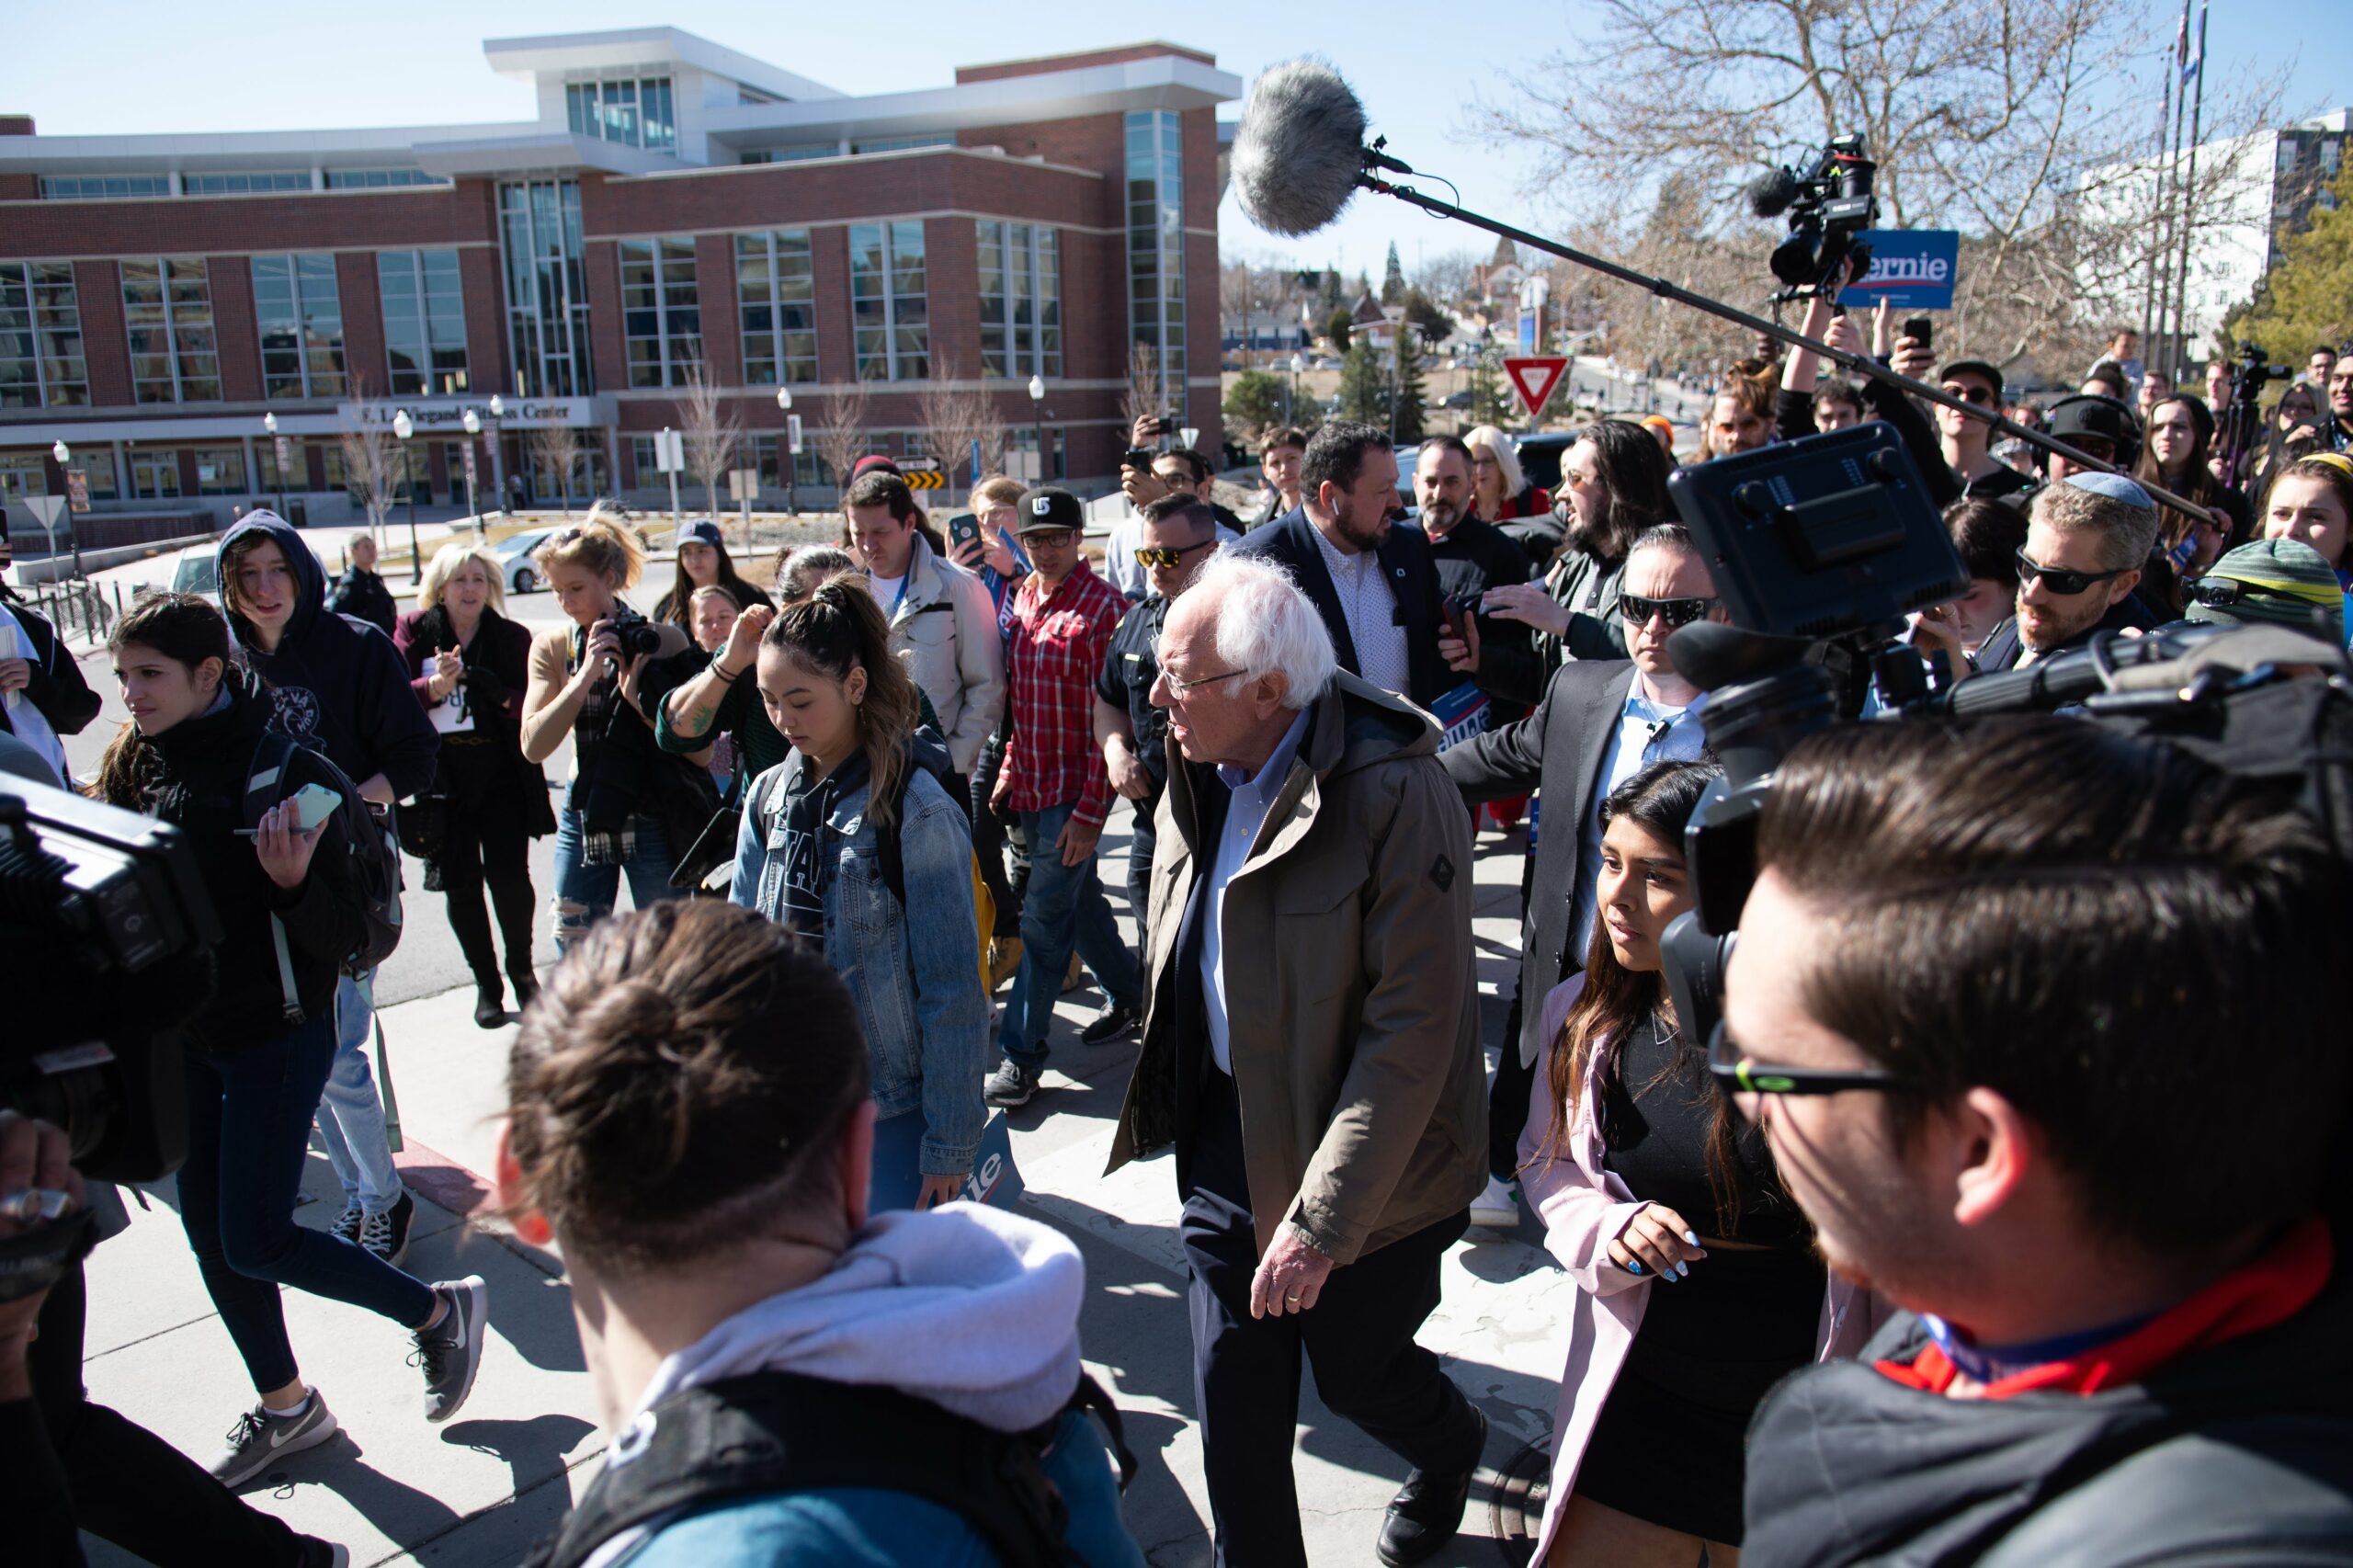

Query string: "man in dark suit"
[1228, 419, 1452, 710]
[1441, 522, 1723, 1183]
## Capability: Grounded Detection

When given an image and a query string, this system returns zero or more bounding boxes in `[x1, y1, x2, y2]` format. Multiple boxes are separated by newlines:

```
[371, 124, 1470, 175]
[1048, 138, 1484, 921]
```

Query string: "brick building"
[0, 27, 1236, 542]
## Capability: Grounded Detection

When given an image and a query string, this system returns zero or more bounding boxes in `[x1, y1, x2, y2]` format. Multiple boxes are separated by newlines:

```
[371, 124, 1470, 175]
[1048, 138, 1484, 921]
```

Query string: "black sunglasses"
[1706, 1020, 1907, 1100]
[1940, 383, 1994, 405]
[2014, 549, 2126, 597]
[1133, 539, 1215, 569]
[1619, 593, 1719, 628]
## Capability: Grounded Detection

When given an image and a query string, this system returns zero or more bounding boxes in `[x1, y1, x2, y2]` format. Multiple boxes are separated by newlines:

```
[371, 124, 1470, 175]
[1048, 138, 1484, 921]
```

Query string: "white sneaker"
[1469, 1175, 1520, 1230]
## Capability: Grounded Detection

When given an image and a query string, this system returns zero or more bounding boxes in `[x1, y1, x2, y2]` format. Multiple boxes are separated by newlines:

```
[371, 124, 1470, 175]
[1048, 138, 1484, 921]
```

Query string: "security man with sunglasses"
[1096, 492, 1223, 983]
[1442, 521, 1727, 1187]
[1972, 472, 2162, 673]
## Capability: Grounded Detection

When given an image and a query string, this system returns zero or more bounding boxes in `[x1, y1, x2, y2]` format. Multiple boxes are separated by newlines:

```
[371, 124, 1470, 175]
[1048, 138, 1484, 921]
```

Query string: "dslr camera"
[1751, 133, 1880, 301]
[606, 605, 668, 662]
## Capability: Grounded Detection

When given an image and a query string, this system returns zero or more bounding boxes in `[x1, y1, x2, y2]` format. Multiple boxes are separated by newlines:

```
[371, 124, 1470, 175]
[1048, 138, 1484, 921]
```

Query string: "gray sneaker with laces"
[209, 1392, 339, 1489]
[412, 1276, 489, 1423]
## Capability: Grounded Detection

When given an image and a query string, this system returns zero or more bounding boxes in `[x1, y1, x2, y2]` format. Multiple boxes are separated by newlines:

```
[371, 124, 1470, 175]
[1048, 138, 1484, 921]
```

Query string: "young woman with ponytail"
[727, 578, 987, 1213]
[1518, 758, 1877, 1567]
[96, 595, 487, 1491]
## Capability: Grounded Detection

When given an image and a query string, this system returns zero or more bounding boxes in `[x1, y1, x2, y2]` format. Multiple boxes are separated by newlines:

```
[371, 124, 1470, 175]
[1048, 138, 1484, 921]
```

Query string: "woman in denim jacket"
[728, 577, 987, 1210]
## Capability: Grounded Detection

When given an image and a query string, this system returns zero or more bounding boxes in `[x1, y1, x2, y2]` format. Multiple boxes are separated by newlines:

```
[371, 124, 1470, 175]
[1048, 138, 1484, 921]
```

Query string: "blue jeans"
[998, 802, 1142, 1072]
[551, 804, 679, 953]
[178, 1016, 438, 1393]
[314, 969, 404, 1217]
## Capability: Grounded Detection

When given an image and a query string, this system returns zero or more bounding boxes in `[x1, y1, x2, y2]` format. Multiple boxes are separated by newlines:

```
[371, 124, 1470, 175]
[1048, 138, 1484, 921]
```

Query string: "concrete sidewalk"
[80, 805, 1563, 1567]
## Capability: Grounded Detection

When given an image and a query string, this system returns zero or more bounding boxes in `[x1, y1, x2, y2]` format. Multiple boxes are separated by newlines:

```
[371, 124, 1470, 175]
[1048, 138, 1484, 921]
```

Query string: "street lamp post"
[51, 439, 83, 578]
[461, 408, 484, 540]
[1289, 352, 1305, 427]
[392, 408, 422, 583]
[486, 394, 507, 518]
[1027, 374, 1047, 483]
[776, 385, 799, 517]
[262, 411, 288, 517]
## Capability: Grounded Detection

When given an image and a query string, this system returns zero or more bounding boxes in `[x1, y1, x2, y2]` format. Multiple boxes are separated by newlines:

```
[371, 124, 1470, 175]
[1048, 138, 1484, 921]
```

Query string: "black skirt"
[1573, 1244, 1825, 1545]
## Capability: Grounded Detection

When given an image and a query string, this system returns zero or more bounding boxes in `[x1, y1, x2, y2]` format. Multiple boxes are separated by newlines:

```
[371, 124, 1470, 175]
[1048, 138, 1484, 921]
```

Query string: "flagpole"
[2138, 22, 2181, 360]
[2167, 0, 2211, 386]
[2155, 0, 2195, 385]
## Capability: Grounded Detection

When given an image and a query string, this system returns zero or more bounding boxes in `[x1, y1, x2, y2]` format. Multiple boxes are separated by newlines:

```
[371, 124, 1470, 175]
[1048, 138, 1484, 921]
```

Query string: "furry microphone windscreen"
[1232, 60, 1370, 237]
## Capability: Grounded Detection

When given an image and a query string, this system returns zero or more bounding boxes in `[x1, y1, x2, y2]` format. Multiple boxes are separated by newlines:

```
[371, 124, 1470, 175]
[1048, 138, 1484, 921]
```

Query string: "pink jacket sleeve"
[1516, 973, 1655, 1299]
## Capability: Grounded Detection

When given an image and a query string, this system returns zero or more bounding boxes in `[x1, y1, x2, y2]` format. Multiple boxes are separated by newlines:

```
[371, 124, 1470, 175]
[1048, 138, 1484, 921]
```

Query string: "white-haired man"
[1108, 555, 1490, 1568]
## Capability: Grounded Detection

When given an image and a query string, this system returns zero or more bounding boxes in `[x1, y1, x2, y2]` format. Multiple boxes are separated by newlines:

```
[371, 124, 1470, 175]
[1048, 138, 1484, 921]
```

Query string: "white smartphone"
[236, 782, 343, 835]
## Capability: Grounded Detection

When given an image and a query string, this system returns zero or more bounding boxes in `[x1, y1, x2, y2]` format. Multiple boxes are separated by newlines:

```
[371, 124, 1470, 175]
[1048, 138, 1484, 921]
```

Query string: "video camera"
[2216, 341, 2301, 490]
[0, 777, 220, 1300]
[1655, 422, 2353, 1048]
[1750, 134, 1879, 301]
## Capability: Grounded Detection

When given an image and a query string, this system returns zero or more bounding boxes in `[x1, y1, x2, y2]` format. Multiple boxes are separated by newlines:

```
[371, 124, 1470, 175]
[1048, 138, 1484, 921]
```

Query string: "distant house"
[1472, 236, 1526, 307]
[1349, 290, 1401, 353]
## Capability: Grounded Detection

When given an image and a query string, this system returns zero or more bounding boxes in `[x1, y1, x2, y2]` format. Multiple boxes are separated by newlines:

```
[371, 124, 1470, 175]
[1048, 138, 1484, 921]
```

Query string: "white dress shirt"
[1199, 705, 1313, 1074]
[1310, 522, 1410, 699]
[1565, 679, 1709, 969]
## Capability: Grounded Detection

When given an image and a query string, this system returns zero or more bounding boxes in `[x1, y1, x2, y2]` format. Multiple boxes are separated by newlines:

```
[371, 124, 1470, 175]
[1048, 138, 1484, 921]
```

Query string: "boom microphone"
[1232, 60, 1373, 237]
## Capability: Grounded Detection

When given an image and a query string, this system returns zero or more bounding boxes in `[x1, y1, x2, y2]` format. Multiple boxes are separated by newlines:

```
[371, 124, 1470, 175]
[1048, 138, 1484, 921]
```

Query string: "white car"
[153, 542, 222, 607]
[494, 528, 557, 595]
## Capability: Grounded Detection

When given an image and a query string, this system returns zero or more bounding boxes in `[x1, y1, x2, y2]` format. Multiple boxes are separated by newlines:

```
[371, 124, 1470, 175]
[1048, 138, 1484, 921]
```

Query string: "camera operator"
[1723, 718, 2353, 1566]
[1969, 474, 2161, 673]
[520, 508, 701, 951]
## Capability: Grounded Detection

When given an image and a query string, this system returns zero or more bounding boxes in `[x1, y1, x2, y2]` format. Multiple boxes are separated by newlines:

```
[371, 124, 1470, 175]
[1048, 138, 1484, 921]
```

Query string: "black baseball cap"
[1016, 486, 1085, 536]
[678, 519, 722, 549]
[1939, 359, 2005, 402]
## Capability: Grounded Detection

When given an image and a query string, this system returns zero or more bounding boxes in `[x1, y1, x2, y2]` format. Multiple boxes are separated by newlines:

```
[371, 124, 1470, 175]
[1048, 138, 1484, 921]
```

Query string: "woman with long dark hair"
[1520, 759, 1876, 1566]
[394, 541, 551, 1027]
[2133, 395, 2246, 596]
[1461, 420, 1673, 707]
[728, 578, 986, 1211]
[95, 594, 487, 1491]
[650, 518, 773, 631]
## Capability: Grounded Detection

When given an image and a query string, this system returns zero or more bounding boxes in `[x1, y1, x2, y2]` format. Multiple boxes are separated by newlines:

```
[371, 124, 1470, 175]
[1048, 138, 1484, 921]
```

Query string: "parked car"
[152, 542, 221, 608]
[494, 527, 557, 595]
[1440, 390, 1476, 410]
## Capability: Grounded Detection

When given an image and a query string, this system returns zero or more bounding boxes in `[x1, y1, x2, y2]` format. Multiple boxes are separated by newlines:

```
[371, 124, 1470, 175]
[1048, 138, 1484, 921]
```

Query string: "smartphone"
[235, 782, 342, 835]
[1903, 315, 1934, 352]
[948, 512, 982, 554]
[1440, 591, 1481, 641]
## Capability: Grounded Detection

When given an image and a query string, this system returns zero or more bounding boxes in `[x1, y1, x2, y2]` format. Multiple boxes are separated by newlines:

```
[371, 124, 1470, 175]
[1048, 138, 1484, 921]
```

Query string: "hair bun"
[573, 981, 679, 1068]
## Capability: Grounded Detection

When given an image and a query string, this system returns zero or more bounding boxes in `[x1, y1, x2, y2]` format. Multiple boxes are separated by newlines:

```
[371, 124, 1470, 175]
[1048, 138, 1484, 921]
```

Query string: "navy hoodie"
[215, 514, 438, 799]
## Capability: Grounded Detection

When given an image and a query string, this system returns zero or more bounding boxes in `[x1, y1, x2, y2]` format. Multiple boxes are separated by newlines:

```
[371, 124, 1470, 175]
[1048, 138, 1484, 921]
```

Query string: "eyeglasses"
[1133, 540, 1215, 569]
[1707, 1021, 1908, 1100]
[2014, 549, 2127, 597]
[1021, 529, 1077, 550]
[1940, 383, 1993, 405]
[2056, 437, 2116, 464]
[2181, 576, 2319, 614]
[1157, 664, 1245, 699]
[1619, 593, 1719, 628]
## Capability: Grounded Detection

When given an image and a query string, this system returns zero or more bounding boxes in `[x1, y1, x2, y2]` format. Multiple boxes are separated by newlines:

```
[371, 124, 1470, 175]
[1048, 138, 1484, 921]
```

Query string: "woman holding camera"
[395, 541, 551, 1027]
[521, 508, 700, 952]
[94, 594, 488, 1489]
[728, 579, 987, 1212]
[1521, 758, 1874, 1567]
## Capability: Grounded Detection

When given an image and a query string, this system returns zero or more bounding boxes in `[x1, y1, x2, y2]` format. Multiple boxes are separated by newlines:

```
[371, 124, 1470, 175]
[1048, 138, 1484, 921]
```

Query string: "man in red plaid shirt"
[985, 487, 1147, 1108]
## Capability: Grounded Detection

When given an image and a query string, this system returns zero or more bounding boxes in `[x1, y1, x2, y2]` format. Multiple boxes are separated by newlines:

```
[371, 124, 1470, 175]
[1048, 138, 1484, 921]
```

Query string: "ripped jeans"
[550, 804, 678, 953]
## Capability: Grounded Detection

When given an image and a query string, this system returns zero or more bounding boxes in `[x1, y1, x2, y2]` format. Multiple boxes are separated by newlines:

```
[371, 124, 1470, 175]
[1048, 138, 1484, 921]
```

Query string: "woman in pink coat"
[1518, 759, 1880, 1564]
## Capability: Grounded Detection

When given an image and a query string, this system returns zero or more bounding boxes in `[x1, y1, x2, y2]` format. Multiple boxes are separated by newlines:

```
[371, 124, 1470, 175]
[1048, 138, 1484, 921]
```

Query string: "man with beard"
[1724, 718, 2353, 1566]
[1969, 474, 2160, 673]
[1230, 420, 1450, 709]
[2328, 358, 2353, 455]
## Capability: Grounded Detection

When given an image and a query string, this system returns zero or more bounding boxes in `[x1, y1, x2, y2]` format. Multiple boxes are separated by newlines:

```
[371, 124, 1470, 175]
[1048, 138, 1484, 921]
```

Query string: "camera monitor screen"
[1665, 422, 1968, 640]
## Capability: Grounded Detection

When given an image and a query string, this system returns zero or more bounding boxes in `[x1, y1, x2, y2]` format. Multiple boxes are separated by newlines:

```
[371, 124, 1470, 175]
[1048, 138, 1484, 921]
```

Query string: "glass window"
[378, 249, 469, 396]
[121, 257, 219, 403]
[192, 446, 247, 495]
[498, 179, 593, 396]
[743, 145, 838, 165]
[0, 262, 87, 409]
[620, 236, 701, 388]
[129, 448, 182, 499]
[325, 168, 444, 189]
[563, 75, 675, 150]
[251, 254, 346, 400]
[734, 230, 815, 386]
[1124, 110, 1187, 409]
[850, 134, 956, 154]
[976, 222, 1062, 380]
[642, 80, 676, 153]
[183, 171, 308, 195]
[849, 221, 927, 381]
[40, 175, 170, 199]
[750, 431, 826, 489]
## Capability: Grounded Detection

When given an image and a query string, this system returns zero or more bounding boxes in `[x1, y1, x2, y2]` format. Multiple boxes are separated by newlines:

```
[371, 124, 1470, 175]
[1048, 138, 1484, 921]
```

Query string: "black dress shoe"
[1376, 1404, 1486, 1567]
[472, 983, 505, 1029]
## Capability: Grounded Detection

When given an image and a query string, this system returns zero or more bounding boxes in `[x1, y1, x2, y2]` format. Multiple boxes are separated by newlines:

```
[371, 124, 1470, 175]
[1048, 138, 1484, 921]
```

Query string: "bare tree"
[814, 370, 872, 504]
[677, 359, 745, 528]
[1409, 247, 1487, 309]
[1470, 0, 2282, 374]
[1120, 342, 1166, 437]
[530, 423, 585, 516]
[919, 380, 1008, 497]
[337, 417, 402, 544]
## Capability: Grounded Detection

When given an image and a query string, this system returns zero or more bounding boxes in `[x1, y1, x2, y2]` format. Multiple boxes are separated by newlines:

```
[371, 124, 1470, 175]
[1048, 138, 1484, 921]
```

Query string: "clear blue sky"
[13, 1, 2352, 288]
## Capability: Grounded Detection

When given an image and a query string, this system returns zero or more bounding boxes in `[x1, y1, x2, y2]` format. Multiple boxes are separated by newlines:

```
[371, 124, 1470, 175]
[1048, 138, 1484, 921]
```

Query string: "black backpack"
[241, 731, 404, 1020]
[524, 1370, 1134, 1568]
